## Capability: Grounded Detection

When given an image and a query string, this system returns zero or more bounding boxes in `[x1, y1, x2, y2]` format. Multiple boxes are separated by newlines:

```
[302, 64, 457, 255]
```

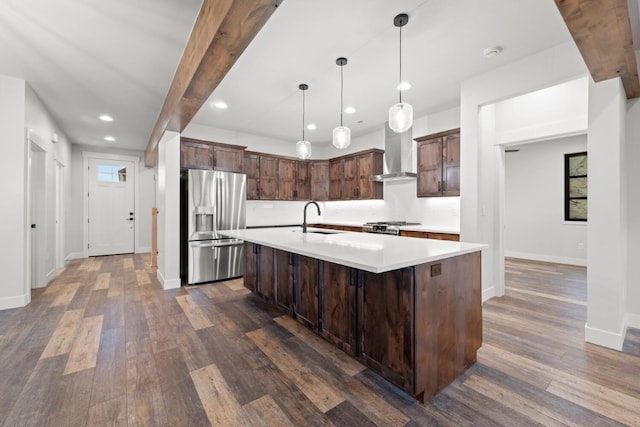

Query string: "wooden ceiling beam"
[555, 0, 640, 99]
[144, 0, 282, 167]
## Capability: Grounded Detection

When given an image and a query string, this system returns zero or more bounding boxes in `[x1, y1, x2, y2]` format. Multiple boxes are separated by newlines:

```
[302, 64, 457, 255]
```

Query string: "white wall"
[0, 76, 28, 309]
[67, 144, 155, 257]
[626, 99, 640, 328]
[585, 77, 627, 349]
[0, 76, 74, 309]
[460, 42, 588, 304]
[504, 135, 587, 265]
[155, 131, 181, 289]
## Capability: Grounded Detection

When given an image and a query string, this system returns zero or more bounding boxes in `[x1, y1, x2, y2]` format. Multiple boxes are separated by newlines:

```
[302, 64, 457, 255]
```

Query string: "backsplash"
[245, 179, 460, 229]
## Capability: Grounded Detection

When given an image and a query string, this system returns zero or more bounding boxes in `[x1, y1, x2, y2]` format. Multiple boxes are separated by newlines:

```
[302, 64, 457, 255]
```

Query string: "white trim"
[157, 269, 180, 290]
[505, 251, 586, 267]
[136, 246, 151, 254]
[482, 286, 496, 302]
[45, 267, 56, 283]
[0, 293, 30, 310]
[627, 313, 640, 330]
[82, 152, 140, 257]
[66, 252, 84, 261]
[561, 221, 587, 226]
[585, 322, 626, 351]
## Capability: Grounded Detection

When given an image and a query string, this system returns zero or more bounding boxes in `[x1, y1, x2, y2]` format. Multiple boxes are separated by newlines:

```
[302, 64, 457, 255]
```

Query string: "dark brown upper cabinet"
[310, 161, 330, 201]
[180, 137, 245, 173]
[415, 129, 460, 197]
[259, 155, 278, 200]
[244, 152, 260, 200]
[330, 149, 384, 201]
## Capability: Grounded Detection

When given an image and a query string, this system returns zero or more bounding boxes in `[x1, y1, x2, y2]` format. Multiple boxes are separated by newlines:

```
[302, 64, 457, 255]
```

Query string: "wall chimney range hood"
[369, 122, 417, 182]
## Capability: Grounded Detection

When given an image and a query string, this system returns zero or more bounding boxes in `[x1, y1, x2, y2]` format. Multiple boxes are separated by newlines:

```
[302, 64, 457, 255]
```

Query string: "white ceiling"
[0, 0, 572, 151]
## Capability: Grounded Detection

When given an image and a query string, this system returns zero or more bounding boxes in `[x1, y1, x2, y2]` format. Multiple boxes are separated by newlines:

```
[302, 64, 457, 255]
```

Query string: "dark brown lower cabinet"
[360, 268, 414, 392]
[243, 242, 274, 302]
[294, 255, 319, 330]
[244, 242, 258, 293]
[319, 262, 356, 356]
[274, 249, 295, 314]
[242, 243, 481, 403]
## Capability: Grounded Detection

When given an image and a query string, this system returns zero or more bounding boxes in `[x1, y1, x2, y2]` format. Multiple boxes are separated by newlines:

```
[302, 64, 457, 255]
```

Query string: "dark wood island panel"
[242, 241, 482, 402]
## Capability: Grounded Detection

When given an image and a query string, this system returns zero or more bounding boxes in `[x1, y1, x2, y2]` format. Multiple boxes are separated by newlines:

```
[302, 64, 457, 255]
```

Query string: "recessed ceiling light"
[104, 136, 115, 142]
[397, 81, 412, 91]
[213, 101, 228, 109]
[483, 46, 503, 58]
[307, 123, 317, 130]
[344, 106, 356, 114]
[99, 114, 113, 122]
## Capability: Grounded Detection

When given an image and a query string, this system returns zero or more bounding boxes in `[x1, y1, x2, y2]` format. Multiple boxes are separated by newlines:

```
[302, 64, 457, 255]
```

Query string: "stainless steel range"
[362, 221, 420, 236]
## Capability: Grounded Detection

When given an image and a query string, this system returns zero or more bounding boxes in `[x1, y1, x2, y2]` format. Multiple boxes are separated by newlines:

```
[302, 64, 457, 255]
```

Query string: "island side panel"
[359, 267, 415, 393]
[413, 251, 482, 401]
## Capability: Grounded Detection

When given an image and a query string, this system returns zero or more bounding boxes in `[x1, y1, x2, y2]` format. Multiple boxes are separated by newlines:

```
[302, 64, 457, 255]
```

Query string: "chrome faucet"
[302, 201, 321, 233]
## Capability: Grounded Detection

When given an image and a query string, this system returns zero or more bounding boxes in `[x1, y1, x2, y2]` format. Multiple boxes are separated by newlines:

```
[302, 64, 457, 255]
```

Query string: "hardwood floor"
[1, 254, 639, 426]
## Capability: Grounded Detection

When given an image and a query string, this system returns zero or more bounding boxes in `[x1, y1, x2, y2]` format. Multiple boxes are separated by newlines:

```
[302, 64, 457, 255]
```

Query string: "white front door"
[88, 158, 135, 256]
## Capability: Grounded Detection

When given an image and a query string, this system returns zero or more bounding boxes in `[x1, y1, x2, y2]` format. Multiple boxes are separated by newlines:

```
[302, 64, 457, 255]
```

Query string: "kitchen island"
[221, 227, 486, 402]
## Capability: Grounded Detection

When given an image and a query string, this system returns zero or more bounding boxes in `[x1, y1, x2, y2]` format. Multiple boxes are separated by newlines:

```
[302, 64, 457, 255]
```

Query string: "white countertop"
[221, 227, 485, 273]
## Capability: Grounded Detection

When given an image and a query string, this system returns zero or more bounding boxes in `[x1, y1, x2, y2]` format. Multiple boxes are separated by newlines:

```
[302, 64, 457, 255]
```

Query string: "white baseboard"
[0, 293, 30, 310]
[505, 251, 586, 267]
[626, 313, 640, 330]
[66, 252, 85, 261]
[45, 268, 56, 283]
[482, 286, 496, 303]
[157, 269, 181, 290]
[136, 246, 151, 254]
[585, 322, 625, 351]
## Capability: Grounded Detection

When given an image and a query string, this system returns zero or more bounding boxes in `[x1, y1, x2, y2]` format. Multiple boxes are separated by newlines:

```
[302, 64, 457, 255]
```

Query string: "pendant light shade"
[296, 83, 311, 159]
[389, 102, 413, 133]
[388, 13, 413, 133]
[332, 57, 351, 149]
[332, 126, 351, 149]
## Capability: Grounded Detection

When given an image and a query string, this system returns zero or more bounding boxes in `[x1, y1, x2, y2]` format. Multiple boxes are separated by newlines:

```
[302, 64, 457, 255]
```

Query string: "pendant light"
[388, 13, 413, 133]
[332, 57, 351, 149]
[295, 83, 312, 159]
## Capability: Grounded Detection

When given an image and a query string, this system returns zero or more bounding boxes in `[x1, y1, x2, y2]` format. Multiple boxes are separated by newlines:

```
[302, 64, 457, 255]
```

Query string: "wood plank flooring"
[1, 254, 639, 426]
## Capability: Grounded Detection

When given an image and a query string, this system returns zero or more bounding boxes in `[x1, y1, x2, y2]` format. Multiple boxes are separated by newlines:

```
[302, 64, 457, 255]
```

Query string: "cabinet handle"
[438, 181, 441, 192]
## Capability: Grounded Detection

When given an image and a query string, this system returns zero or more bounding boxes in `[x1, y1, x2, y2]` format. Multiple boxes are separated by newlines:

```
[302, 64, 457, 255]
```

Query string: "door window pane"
[97, 165, 127, 182]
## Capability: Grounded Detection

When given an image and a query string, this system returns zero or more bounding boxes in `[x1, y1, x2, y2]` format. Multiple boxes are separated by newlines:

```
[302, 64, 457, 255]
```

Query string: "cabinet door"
[181, 141, 213, 170]
[244, 153, 260, 200]
[275, 249, 295, 313]
[213, 145, 244, 173]
[329, 160, 343, 200]
[442, 133, 460, 196]
[417, 138, 443, 197]
[295, 255, 319, 331]
[244, 242, 258, 293]
[357, 152, 383, 200]
[310, 161, 329, 201]
[320, 262, 356, 355]
[295, 161, 310, 200]
[360, 267, 414, 393]
[278, 159, 295, 201]
[257, 246, 275, 302]
[259, 156, 278, 200]
[342, 156, 358, 200]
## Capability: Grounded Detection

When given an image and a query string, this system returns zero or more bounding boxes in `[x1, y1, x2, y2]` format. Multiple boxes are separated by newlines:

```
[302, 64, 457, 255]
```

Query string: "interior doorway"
[29, 137, 46, 289]
[55, 161, 65, 268]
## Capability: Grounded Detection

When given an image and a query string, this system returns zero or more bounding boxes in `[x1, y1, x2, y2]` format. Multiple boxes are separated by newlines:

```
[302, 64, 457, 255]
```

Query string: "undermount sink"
[292, 229, 343, 235]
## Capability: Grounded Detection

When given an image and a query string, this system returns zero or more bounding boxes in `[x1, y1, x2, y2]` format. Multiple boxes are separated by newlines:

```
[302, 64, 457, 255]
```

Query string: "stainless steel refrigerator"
[181, 169, 246, 285]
